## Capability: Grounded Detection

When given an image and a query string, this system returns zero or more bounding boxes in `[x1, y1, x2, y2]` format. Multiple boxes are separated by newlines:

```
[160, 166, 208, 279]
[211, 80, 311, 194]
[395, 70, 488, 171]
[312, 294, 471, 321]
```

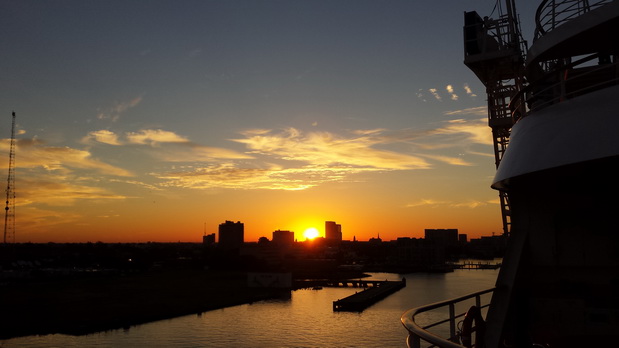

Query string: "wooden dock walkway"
[332, 279, 406, 312]
[451, 262, 501, 270]
[294, 279, 388, 289]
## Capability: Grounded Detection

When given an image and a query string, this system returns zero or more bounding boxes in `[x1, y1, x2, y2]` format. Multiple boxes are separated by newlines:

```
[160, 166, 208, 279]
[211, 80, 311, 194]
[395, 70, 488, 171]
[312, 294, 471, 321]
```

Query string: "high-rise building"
[272, 229, 294, 246]
[325, 221, 342, 241]
[219, 220, 244, 250]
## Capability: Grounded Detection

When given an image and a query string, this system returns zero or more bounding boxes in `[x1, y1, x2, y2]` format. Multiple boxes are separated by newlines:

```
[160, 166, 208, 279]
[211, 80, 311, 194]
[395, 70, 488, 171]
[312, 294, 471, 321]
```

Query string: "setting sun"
[303, 227, 320, 240]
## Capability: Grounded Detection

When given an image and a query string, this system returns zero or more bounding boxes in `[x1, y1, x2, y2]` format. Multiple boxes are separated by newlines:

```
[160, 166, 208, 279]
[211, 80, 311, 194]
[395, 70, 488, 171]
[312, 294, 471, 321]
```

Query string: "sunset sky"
[0, 1, 539, 243]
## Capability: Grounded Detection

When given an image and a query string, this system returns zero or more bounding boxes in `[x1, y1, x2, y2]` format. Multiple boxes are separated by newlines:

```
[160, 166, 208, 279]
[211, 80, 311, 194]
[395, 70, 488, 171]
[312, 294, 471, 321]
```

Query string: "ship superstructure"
[402, 1, 619, 347]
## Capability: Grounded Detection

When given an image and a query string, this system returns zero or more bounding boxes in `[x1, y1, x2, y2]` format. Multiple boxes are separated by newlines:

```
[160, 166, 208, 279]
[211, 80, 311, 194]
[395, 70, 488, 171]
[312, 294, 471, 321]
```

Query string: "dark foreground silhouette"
[1, 270, 280, 339]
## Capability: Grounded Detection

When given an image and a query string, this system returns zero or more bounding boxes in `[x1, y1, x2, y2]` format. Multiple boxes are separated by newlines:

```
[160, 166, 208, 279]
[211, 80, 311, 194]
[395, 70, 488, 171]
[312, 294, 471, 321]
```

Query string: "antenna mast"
[4, 111, 16, 243]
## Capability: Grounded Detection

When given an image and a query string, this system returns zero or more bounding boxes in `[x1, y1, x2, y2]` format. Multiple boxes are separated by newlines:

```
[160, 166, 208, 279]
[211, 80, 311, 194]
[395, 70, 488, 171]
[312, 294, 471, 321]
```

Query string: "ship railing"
[535, 0, 613, 39]
[509, 56, 619, 120]
[401, 288, 495, 348]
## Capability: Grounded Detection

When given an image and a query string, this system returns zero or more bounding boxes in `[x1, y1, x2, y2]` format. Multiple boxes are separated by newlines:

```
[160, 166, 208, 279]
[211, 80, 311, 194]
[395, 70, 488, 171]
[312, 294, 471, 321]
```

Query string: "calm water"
[3, 269, 498, 348]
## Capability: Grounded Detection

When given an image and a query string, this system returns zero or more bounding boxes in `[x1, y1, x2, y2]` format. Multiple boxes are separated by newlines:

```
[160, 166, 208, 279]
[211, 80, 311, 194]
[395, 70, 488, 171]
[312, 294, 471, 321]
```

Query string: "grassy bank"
[1, 270, 280, 339]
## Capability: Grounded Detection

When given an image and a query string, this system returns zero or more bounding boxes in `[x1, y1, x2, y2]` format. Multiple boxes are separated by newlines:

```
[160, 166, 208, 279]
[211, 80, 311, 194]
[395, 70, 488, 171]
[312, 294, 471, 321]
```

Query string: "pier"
[294, 279, 390, 289]
[332, 279, 406, 312]
[451, 261, 501, 270]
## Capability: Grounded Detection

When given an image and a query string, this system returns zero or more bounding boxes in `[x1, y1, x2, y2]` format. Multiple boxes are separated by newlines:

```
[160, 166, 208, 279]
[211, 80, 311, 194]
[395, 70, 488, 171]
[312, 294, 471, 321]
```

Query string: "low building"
[272, 230, 294, 246]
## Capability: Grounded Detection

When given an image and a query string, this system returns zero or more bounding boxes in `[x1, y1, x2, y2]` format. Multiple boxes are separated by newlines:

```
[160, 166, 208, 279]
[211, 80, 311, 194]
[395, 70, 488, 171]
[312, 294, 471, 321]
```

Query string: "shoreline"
[1, 269, 282, 340]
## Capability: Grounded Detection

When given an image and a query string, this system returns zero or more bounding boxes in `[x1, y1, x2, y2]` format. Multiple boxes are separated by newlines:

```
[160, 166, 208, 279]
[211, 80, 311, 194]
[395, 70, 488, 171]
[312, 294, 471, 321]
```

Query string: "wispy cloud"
[467, 150, 495, 158]
[418, 154, 473, 166]
[428, 88, 442, 101]
[96, 96, 143, 122]
[81, 130, 122, 145]
[17, 118, 495, 198]
[446, 85, 459, 101]
[463, 83, 477, 97]
[83, 129, 252, 161]
[416, 89, 427, 102]
[108, 178, 163, 191]
[233, 128, 430, 170]
[155, 122, 494, 191]
[126, 129, 189, 146]
[18, 176, 128, 206]
[405, 199, 450, 208]
[153, 127, 436, 191]
[155, 144, 253, 162]
[18, 206, 84, 233]
[0, 137, 134, 218]
[444, 106, 486, 117]
[8, 138, 133, 177]
[156, 163, 368, 191]
[417, 84, 478, 102]
[429, 119, 492, 146]
[16, 178, 131, 233]
[405, 198, 489, 209]
[452, 200, 489, 208]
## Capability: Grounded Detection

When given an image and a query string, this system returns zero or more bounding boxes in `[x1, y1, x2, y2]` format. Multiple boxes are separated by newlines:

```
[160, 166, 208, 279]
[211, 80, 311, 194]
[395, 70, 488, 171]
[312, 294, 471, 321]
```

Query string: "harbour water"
[3, 268, 498, 347]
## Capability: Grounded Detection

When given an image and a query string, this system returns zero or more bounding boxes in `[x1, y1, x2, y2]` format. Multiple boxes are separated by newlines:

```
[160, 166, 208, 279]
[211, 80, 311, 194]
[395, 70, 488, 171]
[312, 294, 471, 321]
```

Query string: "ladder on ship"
[463, 1, 527, 237]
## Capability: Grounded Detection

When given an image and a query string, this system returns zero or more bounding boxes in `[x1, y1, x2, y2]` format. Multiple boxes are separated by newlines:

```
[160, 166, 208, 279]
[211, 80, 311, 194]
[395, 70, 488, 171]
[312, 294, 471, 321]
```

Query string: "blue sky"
[0, 1, 540, 242]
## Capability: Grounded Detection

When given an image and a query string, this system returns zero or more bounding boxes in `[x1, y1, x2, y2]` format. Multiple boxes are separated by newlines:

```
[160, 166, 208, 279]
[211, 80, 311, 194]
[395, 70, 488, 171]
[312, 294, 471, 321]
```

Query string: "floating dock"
[295, 279, 389, 289]
[332, 279, 406, 312]
[451, 262, 501, 270]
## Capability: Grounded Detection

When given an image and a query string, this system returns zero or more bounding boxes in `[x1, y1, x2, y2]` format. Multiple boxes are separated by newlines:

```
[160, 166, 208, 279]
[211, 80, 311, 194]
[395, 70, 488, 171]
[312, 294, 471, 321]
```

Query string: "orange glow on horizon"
[13, 172, 503, 243]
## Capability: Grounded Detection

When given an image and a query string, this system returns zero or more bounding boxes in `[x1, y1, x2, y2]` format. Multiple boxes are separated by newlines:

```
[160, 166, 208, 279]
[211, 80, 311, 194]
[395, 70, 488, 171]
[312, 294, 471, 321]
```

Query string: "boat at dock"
[402, 1, 619, 347]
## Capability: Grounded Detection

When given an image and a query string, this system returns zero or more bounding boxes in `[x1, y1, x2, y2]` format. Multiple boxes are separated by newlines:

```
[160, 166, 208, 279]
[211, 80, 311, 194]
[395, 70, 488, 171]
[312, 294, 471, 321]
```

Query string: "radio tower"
[4, 111, 16, 243]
